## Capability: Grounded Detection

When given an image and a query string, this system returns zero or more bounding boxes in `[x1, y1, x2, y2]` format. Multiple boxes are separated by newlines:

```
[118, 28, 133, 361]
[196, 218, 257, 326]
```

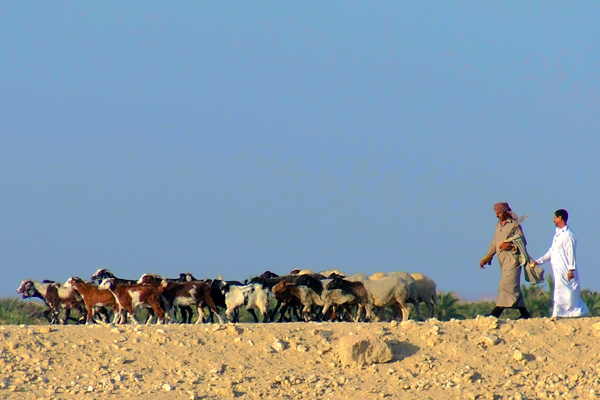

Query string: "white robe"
[536, 226, 589, 318]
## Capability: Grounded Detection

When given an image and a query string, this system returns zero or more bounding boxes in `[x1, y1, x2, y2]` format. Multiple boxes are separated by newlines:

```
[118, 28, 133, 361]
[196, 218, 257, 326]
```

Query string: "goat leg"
[270, 299, 283, 322]
[247, 308, 259, 323]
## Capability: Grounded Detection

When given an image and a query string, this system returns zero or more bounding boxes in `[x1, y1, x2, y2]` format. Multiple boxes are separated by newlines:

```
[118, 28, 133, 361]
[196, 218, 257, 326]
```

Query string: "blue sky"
[1, 2, 599, 300]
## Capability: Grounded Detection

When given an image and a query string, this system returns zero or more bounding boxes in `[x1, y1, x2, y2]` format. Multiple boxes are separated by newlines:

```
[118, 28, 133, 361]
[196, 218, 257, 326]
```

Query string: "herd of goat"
[16, 268, 438, 325]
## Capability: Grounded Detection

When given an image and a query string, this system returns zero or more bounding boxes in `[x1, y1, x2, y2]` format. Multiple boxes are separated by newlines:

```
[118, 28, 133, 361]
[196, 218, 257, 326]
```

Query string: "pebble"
[271, 339, 286, 352]
[514, 350, 524, 361]
[480, 334, 500, 345]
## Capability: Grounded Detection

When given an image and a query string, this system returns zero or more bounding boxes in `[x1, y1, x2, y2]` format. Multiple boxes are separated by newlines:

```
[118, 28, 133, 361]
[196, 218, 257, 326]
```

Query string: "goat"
[178, 272, 198, 282]
[17, 280, 59, 323]
[137, 274, 223, 324]
[251, 271, 326, 322]
[272, 276, 329, 321]
[162, 280, 224, 324]
[99, 278, 166, 324]
[91, 268, 137, 284]
[137, 273, 195, 323]
[17, 280, 85, 324]
[201, 279, 245, 323]
[410, 272, 438, 319]
[92, 269, 159, 323]
[221, 283, 270, 323]
[64, 277, 117, 324]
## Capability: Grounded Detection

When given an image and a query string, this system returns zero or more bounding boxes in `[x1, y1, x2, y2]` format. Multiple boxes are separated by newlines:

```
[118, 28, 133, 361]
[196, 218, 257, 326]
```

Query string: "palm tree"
[581, 290, 600, 317]
[456, 299, 495, 319]
[521, 283, 552, 318]
[435, 291, 463, 321]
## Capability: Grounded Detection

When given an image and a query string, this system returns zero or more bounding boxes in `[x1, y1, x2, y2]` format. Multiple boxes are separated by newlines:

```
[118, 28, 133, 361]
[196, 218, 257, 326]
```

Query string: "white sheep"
[369, 272, 388, 280]
[370, 271, 422, 320]
[326, 275, 411, 322]
[318, 269, 347, 278]
[410, 272, 438, 319]
[344, 272, 368, 281]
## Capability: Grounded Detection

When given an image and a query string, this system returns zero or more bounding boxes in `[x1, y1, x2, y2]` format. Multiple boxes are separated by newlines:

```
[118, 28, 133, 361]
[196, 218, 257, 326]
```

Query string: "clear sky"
[1, 2, 599, 300]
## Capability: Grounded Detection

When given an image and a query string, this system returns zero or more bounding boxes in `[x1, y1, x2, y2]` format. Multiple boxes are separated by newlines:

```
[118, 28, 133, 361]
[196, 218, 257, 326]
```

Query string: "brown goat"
[17, 280, 85, 324]
[159, 280, 224, 324]
[64, 277, 118, 324]
[99, 278, 166, 324]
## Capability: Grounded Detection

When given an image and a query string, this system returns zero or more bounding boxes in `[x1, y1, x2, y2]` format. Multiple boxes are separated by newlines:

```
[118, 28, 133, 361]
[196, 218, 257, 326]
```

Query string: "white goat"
[223, 283, 270, 323]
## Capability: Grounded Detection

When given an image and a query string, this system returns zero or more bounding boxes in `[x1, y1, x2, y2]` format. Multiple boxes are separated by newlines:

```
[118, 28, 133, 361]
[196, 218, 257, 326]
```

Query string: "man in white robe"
[532, 209, 589, 318]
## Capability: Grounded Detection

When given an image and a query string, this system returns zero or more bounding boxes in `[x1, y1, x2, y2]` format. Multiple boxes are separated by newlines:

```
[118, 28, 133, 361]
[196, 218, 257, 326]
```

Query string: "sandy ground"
[1, 317, 600, 400]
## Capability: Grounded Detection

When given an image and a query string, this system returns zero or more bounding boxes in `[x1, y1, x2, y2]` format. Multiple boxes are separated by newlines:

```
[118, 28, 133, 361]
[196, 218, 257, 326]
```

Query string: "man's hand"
[499, 242, 512, 251]
[530, 260, 539, 268]
[479, 257, 492, 269]
[567, 270, 575, 281]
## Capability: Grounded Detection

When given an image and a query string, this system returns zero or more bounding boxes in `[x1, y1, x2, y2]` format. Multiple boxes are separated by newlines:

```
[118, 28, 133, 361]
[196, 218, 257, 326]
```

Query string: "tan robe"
[484, 218, 526, 308]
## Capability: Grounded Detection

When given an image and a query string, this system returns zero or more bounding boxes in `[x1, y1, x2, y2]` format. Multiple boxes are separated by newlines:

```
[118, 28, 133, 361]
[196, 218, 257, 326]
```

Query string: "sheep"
[410, 272, 438, 319]
[64, 277, 118, 324]
[17, 280, 85, 324]
[369, 272, 388, 280]
[372, 271, 423, 321]
[290, 269, 326, 278]
[328, 276, 411, 322]
[318, 269, 347, 278]
[221, 283, 270, 323]
[344, 273, 368, 281]
[319, 282, 361, 322]
[99, 278, 166, 324]
[363, 276, 412, 321]
[325, 278, 371, 322]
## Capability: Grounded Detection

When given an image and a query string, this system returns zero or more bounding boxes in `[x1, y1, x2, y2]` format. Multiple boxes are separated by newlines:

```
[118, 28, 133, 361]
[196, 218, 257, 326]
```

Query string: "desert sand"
[1, 317, 600, 400]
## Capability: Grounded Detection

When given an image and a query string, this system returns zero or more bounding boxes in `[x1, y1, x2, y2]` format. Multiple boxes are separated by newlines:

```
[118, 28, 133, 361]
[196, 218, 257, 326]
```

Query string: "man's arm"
[535, 248, 552, 265]
[563, 233, 576, 270]
[480, 239, 497, 268]
[564, 233, 576, 281]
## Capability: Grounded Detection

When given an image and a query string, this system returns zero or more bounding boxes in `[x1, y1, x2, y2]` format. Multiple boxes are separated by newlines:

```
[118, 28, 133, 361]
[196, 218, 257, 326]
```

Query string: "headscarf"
[493, 202, 518, 221]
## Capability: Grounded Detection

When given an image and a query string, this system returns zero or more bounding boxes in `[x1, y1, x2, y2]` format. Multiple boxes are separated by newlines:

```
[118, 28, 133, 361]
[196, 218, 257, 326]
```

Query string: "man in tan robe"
[479, 202, 531, 319]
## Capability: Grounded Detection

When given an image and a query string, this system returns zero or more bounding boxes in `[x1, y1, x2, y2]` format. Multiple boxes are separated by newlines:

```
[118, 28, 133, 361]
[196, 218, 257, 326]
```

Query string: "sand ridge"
[1, 317, 600, 399]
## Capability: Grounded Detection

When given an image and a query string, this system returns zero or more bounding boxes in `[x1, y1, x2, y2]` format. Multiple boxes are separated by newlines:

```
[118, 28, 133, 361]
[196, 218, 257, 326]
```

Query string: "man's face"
[496, 211, 509, 222]
[554, 215, 562, 227]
